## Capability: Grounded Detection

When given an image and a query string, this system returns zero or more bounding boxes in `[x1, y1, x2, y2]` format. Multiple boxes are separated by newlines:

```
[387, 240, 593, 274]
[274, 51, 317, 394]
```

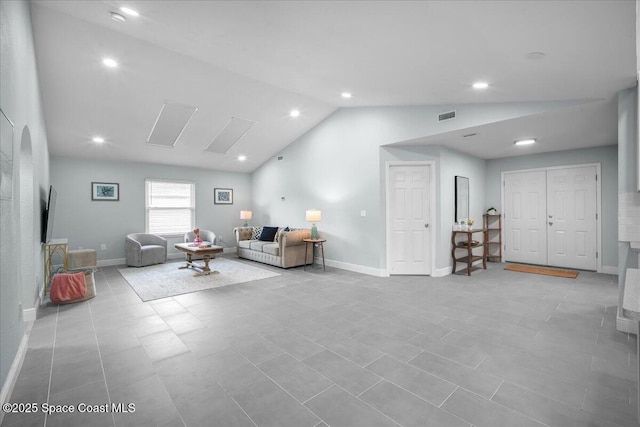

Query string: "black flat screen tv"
[41, 185, 57, 243]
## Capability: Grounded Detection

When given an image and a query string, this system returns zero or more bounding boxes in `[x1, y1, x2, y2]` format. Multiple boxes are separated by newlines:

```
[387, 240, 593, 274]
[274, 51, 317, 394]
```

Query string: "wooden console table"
[451, 229, 487, 276]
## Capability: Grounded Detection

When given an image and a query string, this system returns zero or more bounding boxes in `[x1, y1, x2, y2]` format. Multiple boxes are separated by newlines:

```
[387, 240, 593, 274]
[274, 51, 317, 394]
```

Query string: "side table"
[303, 238, 326, 271]
[451, 229, 486, 276]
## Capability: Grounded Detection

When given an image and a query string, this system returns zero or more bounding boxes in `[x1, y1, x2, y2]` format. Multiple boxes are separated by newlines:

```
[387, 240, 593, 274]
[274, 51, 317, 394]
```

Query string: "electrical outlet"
[101, 243, 107, 251]
[360, 210, 367, 217]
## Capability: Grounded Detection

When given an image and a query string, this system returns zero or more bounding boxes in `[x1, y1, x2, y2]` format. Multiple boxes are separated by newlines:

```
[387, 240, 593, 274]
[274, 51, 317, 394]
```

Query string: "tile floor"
[1, 257, 637, 427]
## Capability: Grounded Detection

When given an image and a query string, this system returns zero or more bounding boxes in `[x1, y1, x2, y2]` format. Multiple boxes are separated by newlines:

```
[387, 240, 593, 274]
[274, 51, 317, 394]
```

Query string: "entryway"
[386, 161, 435, 275]
[503, 164, 600, 271]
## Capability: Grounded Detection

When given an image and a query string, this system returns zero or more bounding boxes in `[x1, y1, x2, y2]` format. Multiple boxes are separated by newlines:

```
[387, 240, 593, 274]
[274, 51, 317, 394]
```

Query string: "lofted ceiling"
[30, 1, 637, 172]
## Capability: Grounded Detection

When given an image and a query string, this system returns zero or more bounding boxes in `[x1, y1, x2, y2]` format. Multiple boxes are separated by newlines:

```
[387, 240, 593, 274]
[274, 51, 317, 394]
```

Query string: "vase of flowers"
[467, 219, 474, 230]
[193, 228, 203, 245]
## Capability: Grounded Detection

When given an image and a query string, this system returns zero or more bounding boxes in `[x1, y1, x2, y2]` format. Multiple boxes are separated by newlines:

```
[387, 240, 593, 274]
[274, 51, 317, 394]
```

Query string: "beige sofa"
[234, 227, 312, 268]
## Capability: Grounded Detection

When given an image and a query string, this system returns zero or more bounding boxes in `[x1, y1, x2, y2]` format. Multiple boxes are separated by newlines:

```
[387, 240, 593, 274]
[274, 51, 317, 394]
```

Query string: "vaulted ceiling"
[31, 1, 637, 172]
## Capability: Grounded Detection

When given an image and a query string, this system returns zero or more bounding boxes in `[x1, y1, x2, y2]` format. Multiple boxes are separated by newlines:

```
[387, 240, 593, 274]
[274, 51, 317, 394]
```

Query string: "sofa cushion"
[259, 226, 279, 241]
[250, 241, 271, 251]
[275, 226, 290, 243]
[262, 243, 280, 256]
[239, 240, 256, 249]
[251, 226, 263, 240]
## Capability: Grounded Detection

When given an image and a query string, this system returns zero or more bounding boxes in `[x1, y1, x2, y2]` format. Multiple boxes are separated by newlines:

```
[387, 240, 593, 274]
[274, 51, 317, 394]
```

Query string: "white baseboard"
[23, 305, 37, 323]
[600, 265, 618, 275]
[97, 257, 126, 267]
[0, 324, 31, 425]
[433, 266, 452, 277]
[321, 261, 460, 278]
[323, 258, 387, 277]
[617, 315, 638, 334]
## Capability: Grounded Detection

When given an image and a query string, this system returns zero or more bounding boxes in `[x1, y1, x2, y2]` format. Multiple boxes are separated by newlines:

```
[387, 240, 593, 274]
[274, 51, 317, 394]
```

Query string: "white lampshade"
[306, 209, 321, 222]
[240, 210, 252, 220]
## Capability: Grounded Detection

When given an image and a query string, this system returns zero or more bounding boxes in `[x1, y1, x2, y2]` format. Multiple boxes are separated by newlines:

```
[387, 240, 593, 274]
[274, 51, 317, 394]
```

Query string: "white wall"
[381, 145, 486, 271]
[485, 145, 619, 270]
[50, 157, 251, 262]
[618, 85, 639, 332]
[0, 0, 50, 394]
[252, 104, 530, 273]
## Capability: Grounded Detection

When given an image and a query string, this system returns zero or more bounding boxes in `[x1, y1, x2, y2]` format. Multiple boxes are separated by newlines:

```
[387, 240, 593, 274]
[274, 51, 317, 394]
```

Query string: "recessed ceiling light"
[102, 57, 118, 68]
[92, 136, 105, 143]
[472, 82, 489, 89]
[110, 12, 126, 22]
[514, 138, 536, 146]
[341, 92, 352, 99]
[120, 7, 139, 17]
[238, 155, 247, 161]
[289, 110, 300, 118]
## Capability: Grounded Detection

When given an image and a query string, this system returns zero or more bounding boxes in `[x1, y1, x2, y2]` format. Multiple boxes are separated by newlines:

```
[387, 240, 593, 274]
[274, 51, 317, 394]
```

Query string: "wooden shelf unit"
[451, 229, 487, 276]
[483, 214, 502, 262]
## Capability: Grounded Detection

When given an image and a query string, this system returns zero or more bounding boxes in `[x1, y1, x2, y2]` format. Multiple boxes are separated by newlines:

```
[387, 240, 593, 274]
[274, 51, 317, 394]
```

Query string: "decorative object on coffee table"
[193, 228, 203, 245]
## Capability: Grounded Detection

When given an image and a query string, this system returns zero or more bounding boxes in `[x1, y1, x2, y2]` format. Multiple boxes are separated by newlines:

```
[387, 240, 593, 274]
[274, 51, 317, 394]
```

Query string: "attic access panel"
[205, 116, 256, 154]
[146, 101, 198, 147]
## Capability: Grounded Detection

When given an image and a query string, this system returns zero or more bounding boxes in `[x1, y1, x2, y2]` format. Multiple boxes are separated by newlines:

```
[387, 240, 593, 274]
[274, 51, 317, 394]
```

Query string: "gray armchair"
[126, 233, 167, 267]
[184, 229, 217, 260]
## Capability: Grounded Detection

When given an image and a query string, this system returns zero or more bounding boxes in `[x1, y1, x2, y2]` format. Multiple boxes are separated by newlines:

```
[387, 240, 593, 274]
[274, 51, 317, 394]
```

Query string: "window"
[145, 179, 195, 235]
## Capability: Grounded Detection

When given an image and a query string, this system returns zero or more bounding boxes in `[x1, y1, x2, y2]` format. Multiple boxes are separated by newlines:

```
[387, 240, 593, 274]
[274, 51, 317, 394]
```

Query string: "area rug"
[118, 258, 281, 301]
[504, 264, 579, 279]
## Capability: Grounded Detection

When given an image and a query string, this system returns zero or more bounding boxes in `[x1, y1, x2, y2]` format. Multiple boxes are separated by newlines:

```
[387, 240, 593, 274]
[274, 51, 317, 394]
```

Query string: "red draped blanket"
[50, 271, 87, 303]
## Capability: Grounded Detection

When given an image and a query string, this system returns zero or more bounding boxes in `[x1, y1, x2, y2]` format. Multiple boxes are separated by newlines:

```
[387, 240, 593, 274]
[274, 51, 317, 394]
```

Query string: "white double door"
[388, 164, 432, 275]
[504, 166, 597, 271]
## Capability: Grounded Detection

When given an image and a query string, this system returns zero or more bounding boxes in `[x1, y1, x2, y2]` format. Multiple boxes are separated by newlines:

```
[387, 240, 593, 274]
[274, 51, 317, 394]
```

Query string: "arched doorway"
[18, 126, 36, 316]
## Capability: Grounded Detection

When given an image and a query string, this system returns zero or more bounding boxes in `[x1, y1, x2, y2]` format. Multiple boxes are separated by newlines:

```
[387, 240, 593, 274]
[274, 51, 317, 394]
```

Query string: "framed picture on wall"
[92, 182, 119, 201]
[214, 188, 233, 204]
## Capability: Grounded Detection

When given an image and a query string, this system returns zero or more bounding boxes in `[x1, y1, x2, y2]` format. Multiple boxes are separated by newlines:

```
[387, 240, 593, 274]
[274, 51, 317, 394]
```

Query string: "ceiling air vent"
[205, 117, 256, 154]
[146, 101, 198, 147]
[438, 110, 456, 121]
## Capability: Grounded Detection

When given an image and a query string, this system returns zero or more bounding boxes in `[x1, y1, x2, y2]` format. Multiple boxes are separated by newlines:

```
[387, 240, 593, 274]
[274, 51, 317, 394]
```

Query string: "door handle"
[548, 221, 553, 226]
[425, 224, 429, 228]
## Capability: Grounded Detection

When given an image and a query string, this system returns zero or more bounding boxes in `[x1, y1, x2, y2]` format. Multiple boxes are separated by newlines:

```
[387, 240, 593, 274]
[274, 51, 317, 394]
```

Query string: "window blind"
[145, 179, 195, 235]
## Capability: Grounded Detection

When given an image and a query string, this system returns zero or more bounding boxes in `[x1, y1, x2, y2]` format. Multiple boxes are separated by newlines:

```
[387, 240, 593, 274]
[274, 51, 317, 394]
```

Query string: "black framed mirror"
[455, 176, 469, 222]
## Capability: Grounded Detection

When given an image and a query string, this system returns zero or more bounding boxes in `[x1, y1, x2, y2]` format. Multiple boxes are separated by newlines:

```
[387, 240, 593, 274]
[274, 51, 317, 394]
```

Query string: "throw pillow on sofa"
[259, 226, 279, 241]
[251, 226, 263, 240]
[274, 226, 290, 243]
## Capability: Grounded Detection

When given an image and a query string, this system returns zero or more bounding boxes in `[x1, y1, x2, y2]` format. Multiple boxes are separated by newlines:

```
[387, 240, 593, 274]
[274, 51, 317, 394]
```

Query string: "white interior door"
[504, 171, 548, 265]
[389, 165, 431, 275]
[504, 166, 598, 270]
[547, 166, 597, 270]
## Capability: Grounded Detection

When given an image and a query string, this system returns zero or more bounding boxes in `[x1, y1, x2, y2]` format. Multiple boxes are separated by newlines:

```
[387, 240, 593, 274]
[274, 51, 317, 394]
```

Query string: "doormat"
[504, 264, 579, 279]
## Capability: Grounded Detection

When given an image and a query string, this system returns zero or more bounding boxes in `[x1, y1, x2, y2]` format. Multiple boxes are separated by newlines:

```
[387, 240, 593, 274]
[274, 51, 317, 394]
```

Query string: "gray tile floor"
[2, 257, 637, 427]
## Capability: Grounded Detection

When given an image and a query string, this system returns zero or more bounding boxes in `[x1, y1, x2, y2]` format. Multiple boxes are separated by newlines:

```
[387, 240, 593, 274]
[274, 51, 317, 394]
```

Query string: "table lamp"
[306, 209, 321, 239]
[240, 210, 252, 227]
